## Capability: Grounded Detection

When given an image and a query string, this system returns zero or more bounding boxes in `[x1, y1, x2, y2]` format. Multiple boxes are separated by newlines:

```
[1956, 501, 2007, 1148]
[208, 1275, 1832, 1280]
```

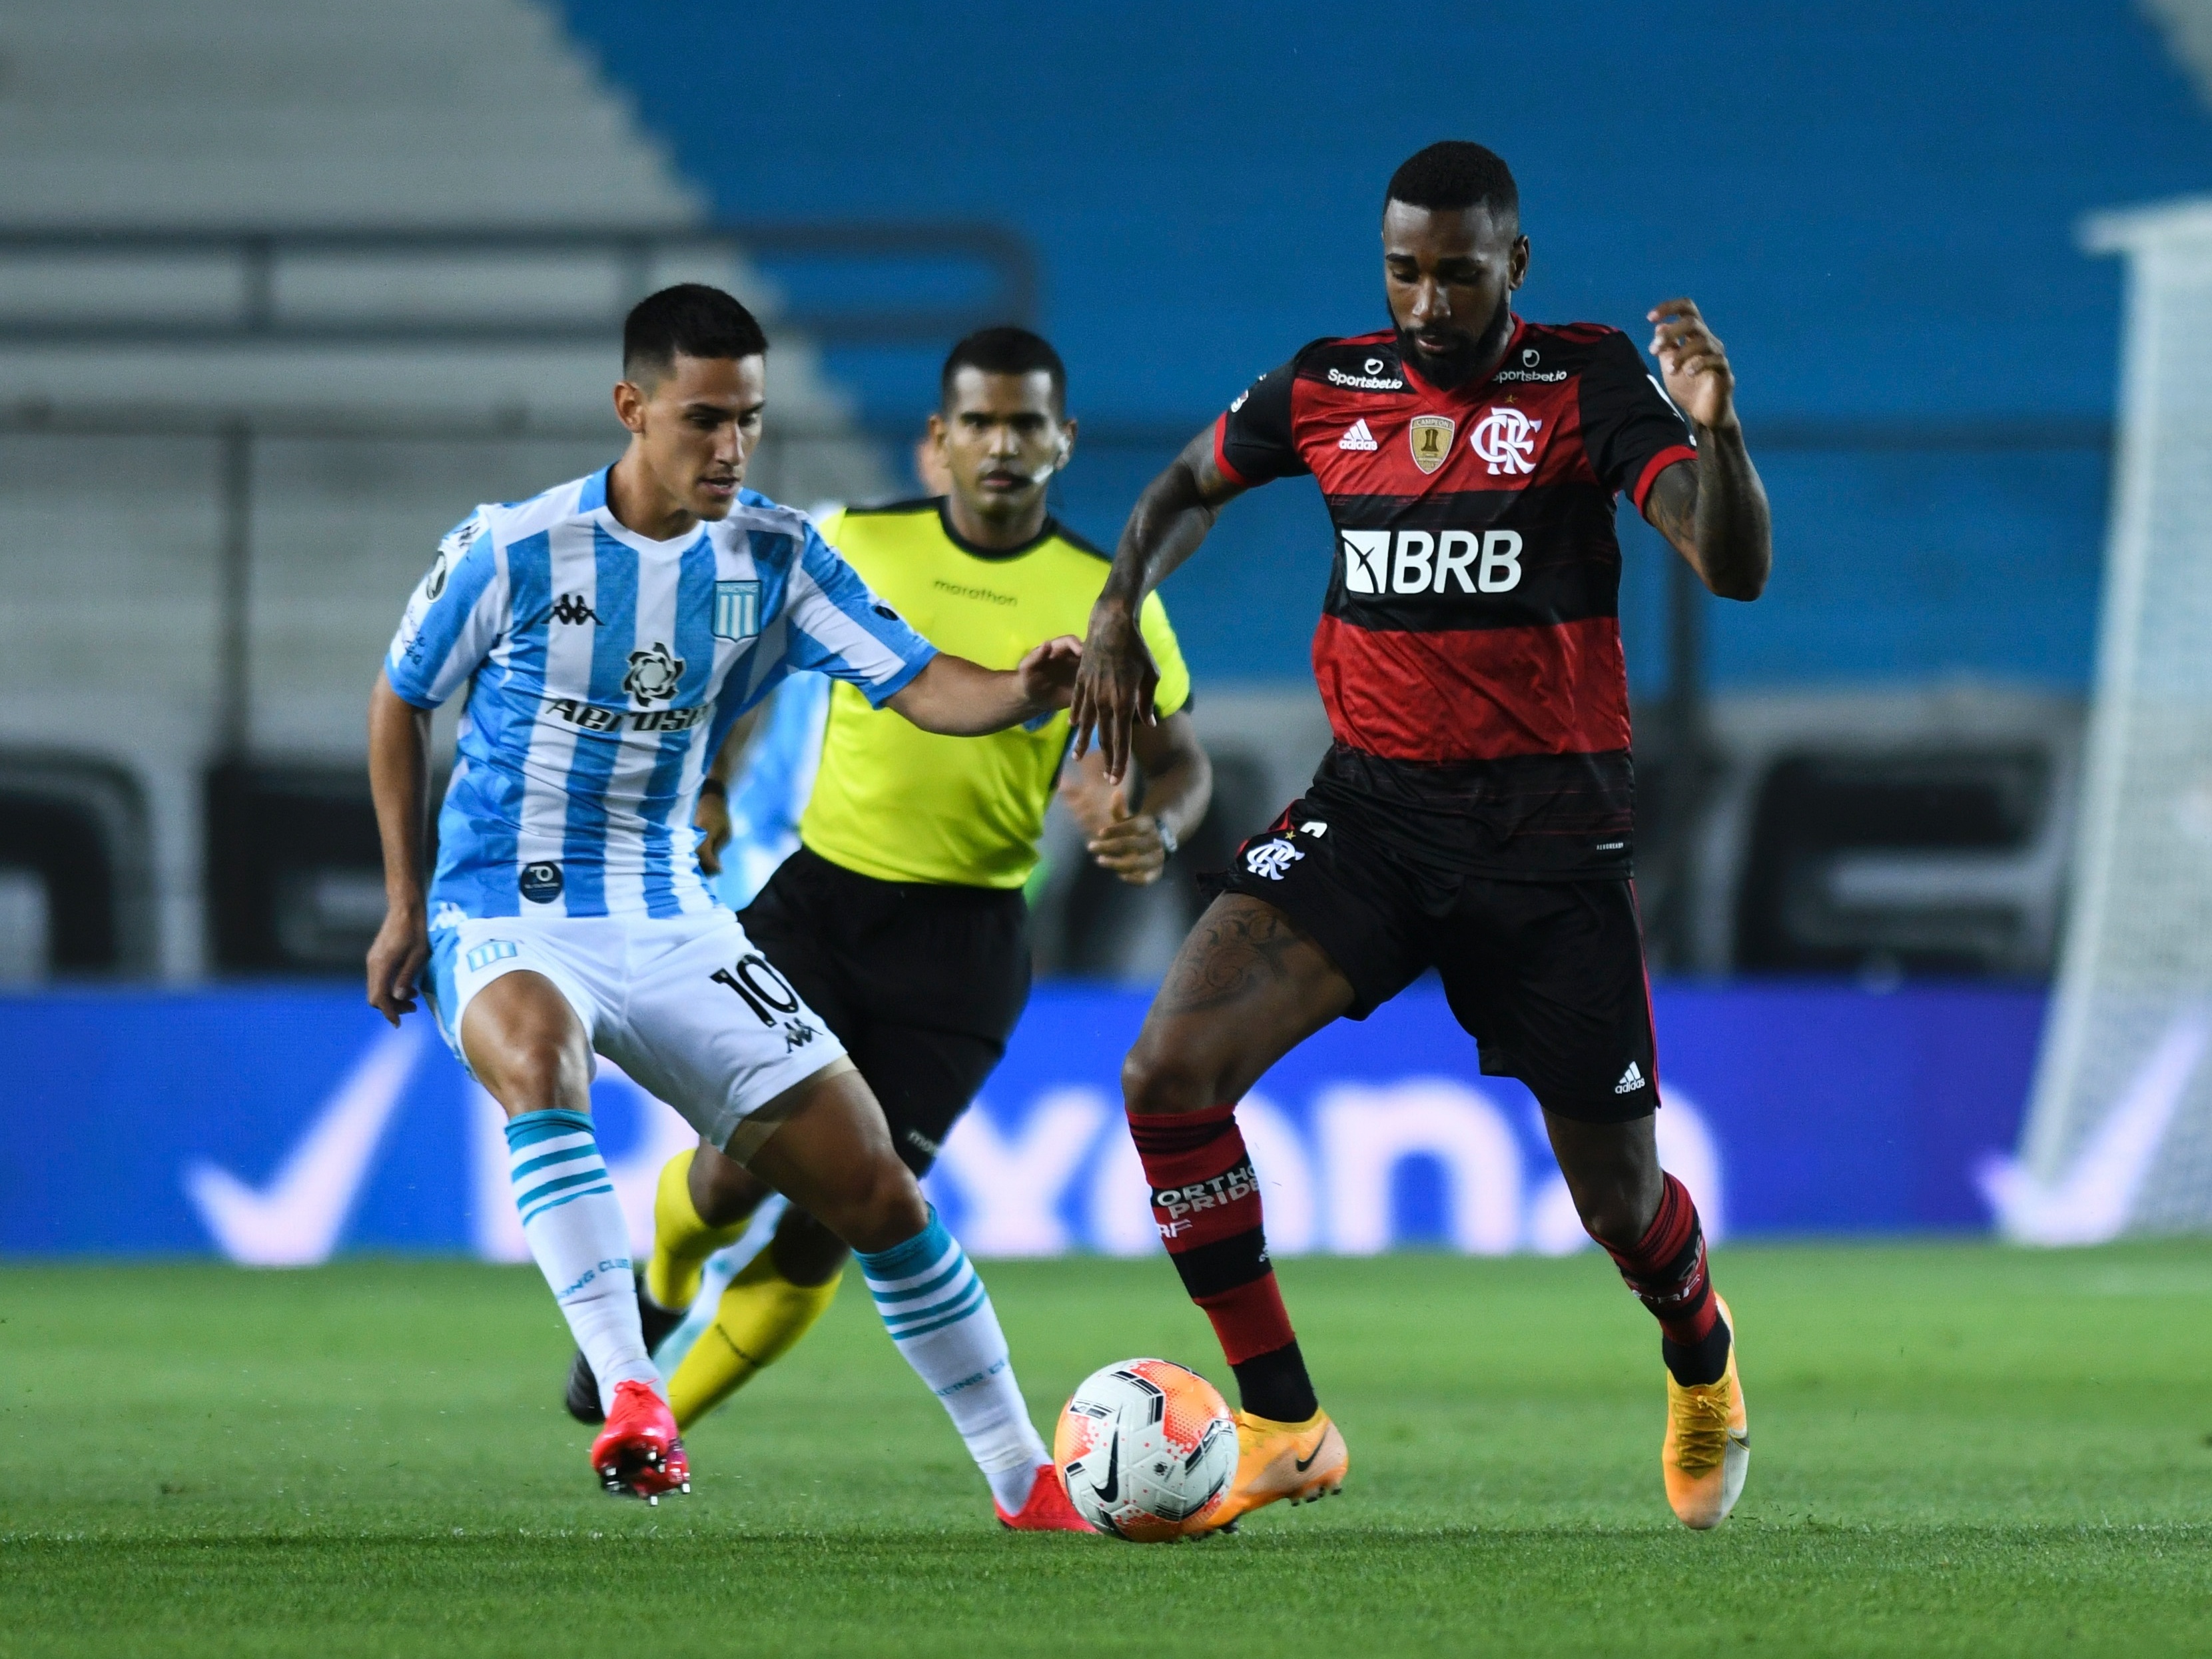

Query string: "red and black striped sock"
[1128, 1105, 1317, 1423]
[1603, 1173, 1732, 1386]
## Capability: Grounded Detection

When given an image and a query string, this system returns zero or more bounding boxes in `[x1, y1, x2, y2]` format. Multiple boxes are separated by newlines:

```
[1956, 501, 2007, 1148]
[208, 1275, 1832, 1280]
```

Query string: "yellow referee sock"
[668, 1245, 843, 1428]
[646, 1149, 750, 1312]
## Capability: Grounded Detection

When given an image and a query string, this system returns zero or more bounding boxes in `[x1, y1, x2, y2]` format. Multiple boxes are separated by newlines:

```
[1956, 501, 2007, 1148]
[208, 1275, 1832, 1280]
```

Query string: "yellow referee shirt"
[799, 499, 1192, 889]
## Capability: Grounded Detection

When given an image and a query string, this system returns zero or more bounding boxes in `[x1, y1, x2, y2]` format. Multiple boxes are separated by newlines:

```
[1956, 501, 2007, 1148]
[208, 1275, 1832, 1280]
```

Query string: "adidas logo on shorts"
[1614, 1061, 1647, 1095]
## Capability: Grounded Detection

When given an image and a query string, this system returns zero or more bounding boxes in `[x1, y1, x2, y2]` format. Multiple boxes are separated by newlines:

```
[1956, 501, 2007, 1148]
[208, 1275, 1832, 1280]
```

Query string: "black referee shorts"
[1208, 800, 1659, 1124]
[739, 845, 1032, 1175]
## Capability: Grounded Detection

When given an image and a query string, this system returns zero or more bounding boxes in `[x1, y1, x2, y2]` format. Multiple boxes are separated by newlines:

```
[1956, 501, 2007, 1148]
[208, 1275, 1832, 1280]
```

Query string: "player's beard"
[1394, 287, 1515, 390]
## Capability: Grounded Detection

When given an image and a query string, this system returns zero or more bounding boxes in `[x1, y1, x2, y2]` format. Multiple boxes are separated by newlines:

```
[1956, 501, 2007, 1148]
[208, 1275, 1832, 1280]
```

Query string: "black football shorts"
[741, 845, 1032, 1174]
[1207, 800, 1660, 1123]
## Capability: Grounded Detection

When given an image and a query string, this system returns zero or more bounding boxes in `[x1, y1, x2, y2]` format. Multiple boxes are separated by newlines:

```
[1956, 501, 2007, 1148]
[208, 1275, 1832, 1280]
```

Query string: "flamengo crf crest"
[623, 642, 685, 705]
[713, 579, 761, 642]
[1408, 414, 1455, 476]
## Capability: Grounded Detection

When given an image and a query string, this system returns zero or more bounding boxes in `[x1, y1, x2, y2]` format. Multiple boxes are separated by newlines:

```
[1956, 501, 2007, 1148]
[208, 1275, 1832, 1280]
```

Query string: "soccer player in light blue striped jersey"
[364, 285, 1090, 1526]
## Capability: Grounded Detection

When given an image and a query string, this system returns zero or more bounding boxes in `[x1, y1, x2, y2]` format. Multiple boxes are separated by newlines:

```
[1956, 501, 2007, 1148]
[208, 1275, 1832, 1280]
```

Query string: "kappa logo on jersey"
[621, 642, 685, 705]
[551, 592, 599, 626]
[1244, 838, 1303, 880]
[1341, 528, 1525, 596]
[1337, 418, 1378, 452]
[1408, 414, 1456, 475]
[1470, 405, 1544, 475]
[713, 579, 761, 642]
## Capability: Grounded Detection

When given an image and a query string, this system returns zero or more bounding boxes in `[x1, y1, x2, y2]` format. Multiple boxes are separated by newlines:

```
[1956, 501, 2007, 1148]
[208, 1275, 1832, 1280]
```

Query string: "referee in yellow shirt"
[563, 328, 1211, 1450]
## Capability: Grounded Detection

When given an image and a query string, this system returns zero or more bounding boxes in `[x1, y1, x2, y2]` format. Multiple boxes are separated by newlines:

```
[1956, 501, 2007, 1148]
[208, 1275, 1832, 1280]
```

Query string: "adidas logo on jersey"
[1614, 1061, 1647, 1095]
[1337, 418, 1379, 452]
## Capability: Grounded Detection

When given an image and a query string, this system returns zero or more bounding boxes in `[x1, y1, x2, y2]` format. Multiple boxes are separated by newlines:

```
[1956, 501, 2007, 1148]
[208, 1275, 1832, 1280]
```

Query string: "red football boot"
[590, 1380, 690, 1504]
[996, 1462, 1094, 1532]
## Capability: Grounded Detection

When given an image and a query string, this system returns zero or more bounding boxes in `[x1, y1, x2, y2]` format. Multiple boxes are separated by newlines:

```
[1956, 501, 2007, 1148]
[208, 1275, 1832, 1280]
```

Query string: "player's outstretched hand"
[366, 905, 429, 1026]
[1016, 634, 1084, 714]
[1068, 601, 1159, 784]
[1647, 298, 1737, 431]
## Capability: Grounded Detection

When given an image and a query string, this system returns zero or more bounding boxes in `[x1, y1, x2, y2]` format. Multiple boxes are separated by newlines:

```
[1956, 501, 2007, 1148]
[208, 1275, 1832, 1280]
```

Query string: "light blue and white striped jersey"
[386, 468, 934, 920]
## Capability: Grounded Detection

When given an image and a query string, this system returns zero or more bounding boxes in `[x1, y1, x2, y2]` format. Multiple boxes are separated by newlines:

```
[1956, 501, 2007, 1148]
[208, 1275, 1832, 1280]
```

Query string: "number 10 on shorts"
[711, 953, 800, 1024]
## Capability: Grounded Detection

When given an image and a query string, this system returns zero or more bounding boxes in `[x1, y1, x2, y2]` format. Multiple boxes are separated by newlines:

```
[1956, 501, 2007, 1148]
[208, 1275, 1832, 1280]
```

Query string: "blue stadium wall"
[554, 1, 2212, 692]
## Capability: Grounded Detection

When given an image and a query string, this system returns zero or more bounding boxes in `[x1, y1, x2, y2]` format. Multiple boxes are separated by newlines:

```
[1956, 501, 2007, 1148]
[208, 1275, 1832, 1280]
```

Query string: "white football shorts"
[425, 908, 847, 1161]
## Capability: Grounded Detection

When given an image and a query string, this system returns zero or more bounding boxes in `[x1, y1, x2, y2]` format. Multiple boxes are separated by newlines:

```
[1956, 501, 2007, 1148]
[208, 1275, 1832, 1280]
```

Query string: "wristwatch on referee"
[1153, 815, 1178, 859]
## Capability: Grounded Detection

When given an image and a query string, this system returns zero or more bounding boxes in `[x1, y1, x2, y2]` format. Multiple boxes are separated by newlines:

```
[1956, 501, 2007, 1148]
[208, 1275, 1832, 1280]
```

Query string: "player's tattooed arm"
[1643, 298, 1772, 602]
[1072, 429, 1248, 782]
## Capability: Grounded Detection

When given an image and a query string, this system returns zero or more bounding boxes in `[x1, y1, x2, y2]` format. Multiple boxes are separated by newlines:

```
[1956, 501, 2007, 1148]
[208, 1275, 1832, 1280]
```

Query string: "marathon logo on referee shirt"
[541, 696, 711, 735]
[1152, 1157, 1260, 1222]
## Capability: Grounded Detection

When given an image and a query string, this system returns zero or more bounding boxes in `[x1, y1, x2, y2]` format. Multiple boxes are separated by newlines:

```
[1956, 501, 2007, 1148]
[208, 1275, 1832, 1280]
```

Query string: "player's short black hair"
[1385, 141, 1519, 224]
[622, 283, 768, 384]
[940, 326, 1066, 414]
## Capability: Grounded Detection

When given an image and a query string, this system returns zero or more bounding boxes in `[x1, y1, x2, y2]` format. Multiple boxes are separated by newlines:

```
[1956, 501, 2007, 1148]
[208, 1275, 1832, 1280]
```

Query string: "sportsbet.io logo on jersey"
[1341, 528, 1525, 596]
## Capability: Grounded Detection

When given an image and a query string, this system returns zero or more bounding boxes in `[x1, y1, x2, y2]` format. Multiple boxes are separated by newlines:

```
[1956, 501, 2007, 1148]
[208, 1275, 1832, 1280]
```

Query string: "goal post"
[1994, 198, 2212, 1241]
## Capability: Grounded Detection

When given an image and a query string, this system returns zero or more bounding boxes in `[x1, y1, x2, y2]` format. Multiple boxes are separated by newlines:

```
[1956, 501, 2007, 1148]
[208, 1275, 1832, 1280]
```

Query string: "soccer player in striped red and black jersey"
[1070, 141, 1773, 1530]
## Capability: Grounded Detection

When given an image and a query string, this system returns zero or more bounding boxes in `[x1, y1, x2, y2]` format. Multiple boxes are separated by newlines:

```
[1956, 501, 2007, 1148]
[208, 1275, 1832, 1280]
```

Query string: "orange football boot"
[591, 1379, 690, 1504]
[1203, 1408, 1347, 1529]
[1662, 1295, 1750, 1529]
[995, 1462, 1094, 1532]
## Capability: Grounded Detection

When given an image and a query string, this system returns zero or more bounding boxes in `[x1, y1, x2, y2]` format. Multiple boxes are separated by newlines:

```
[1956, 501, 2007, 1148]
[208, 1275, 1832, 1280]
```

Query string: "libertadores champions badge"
[1408, 414, 1455, 476]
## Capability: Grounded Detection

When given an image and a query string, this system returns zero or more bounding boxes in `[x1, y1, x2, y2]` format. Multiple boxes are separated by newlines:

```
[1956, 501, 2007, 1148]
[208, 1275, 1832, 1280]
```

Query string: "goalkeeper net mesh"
[2002, 201, 2212, 1241]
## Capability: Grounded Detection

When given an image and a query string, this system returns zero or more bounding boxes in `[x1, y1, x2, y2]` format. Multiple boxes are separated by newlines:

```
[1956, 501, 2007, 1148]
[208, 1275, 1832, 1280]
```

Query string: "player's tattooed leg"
[1128, 896, 1352, 1115]
[1154, 895, 1325, 1017]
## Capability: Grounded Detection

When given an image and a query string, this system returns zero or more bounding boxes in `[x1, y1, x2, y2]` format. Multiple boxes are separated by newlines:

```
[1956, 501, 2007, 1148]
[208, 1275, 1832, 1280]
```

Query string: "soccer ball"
[1054, 1358, 1238, 1540]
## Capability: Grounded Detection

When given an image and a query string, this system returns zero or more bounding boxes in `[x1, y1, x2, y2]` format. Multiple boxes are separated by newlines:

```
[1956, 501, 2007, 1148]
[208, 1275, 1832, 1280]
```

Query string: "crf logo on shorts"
[1244, 839, 1303, 879]
[1470, 405, 1543, 475]
[1341, 529, 1525, 596]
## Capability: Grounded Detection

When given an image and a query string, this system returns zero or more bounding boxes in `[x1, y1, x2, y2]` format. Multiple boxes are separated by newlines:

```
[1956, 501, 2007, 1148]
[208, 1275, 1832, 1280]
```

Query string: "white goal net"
[1992, 199, 2212, 1242]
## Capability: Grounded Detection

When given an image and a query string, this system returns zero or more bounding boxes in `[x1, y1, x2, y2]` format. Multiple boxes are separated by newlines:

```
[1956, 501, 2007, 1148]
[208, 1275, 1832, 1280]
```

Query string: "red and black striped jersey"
[1214, 318, 1695, 877]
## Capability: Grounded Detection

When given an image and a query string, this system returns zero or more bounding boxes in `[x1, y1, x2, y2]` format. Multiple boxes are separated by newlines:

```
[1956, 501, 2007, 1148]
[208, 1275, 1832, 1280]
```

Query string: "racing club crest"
[1408, 414, 1455, 476]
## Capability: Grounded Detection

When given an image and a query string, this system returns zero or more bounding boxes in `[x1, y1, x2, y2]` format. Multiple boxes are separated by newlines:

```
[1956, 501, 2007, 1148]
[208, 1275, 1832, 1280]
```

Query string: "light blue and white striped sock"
[859, 1209, 1048, 1511]
[506, 1109, 658, 1399]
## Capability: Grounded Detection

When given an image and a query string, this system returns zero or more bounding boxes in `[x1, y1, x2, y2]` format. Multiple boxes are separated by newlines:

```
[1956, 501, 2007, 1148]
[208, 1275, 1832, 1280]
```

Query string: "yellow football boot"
[1662, 1294, 1750, 1529]
[1204, 1407, 1348, 1529]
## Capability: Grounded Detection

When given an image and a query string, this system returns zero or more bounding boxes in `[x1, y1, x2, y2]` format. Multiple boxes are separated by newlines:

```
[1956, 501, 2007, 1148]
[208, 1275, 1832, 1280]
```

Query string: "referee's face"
[930, 368, 1073, 532]
[1383, 201, 1527, 386]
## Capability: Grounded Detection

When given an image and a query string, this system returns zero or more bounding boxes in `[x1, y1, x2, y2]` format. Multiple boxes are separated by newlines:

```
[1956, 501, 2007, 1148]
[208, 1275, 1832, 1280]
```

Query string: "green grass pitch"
[3, 1243, 2211, 1656]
